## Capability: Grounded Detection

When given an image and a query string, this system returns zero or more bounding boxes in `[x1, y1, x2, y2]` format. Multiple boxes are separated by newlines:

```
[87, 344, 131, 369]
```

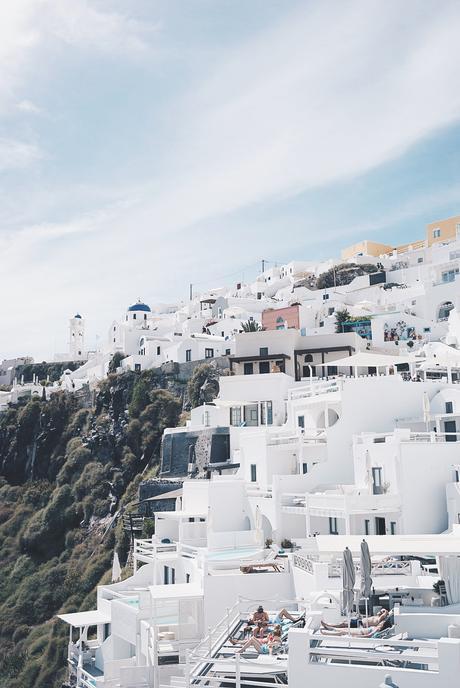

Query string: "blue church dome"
[128, 301, 151, 313]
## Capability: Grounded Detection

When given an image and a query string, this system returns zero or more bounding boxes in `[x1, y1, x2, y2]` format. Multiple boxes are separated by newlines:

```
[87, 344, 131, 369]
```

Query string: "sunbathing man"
[232, 625, 282, 654]
[247, 605, 270, 637]
[321, 608, 388, 630]
[320, 617, 392, 638]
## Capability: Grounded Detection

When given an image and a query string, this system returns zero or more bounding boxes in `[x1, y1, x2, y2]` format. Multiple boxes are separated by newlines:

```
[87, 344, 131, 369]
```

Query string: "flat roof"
[58, 610, 111, 627]
[306, 534, 460, 556]
[230, 354, 290, 362]
[154, 510, 207, 519]
[149, 583, 203, 599]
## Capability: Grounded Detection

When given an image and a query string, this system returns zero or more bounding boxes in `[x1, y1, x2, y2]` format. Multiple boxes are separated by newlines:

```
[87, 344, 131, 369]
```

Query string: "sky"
[1, 0, 460, 360]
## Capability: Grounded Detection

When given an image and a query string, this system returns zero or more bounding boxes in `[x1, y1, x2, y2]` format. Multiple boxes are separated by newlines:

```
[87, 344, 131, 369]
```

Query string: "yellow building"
[426, 214, 460, 246]
[341, 240, 393, 261]
[341, 214, 460, 260]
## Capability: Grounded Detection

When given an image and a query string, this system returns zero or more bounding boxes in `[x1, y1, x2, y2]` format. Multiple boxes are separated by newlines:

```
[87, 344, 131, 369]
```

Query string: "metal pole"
[189, 283, 193, 301]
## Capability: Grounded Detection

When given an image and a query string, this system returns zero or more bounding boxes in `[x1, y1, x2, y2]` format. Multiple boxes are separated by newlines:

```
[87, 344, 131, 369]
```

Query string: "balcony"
[289, 379, 341, 401]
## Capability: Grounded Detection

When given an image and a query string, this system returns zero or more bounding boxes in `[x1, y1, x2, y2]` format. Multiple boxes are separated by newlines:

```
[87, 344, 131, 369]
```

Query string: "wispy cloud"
[0, 137, 42, 171]
[1, 0, 460, 359]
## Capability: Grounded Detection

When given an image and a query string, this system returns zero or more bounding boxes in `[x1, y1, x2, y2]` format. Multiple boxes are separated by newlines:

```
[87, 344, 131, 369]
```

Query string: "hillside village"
[4, 214, 460, 688]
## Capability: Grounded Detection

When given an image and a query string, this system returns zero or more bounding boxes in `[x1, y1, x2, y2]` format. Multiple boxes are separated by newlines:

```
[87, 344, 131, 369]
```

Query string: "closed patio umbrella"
[360, 539, 372, 620]
[111, 550, 122, 582]
[342, 546, 355, 617]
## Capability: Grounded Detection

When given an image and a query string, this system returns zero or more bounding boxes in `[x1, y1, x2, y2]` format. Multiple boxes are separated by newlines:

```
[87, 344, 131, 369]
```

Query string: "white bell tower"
[69, 314, 85, 360]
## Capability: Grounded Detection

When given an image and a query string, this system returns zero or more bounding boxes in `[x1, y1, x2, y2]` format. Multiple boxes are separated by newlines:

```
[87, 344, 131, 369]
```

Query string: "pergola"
[316, 351, 416, 377]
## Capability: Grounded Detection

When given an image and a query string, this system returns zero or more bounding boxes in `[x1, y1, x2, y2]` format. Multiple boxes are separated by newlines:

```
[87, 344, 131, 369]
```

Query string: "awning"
[140, 488, 183, 502]
[304, 533, 460, 557]
[58, 610, 111, 627]
[316, 352, 416, 368]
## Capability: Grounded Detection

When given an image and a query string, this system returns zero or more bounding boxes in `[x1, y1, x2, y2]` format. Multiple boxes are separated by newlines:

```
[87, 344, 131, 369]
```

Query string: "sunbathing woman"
[232, 625, 282, 654]
[321, 608, 388, 630]
[320, 617, 392, 637]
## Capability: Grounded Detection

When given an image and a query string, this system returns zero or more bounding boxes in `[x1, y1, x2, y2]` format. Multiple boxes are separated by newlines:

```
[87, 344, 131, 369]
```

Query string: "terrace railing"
[289, 379, 341, 401]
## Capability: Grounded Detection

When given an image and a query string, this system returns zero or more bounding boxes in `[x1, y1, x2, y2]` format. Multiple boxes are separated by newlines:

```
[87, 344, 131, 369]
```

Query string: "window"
[113, 326, 116, 331]
[442, 268, 459, 283]
[390, 521, 396, 535]
[319, 321, 324, 327]
[259, 361, 270, 374]
[205, 348, 214, 358]
[260, 401, 273, 425]
[302, 463, 308, 474]
[230, 406, 242, 426]
[225, 348, 231, 355]
[450, 250, 460, 260]
[433, 228, 441, 238]
[417, 257, 424, 263]
[260, 347, 268, 356]
[244, 362, 254, 375]
[185, 349, 192, 362]
[446, 401, 454, 414]
[365, 519, 370, 535]
[323, 293, 329, 300]
[250, 464, 257, 482]
[328, 307, 335, 315]
[133, 313, 137, 319]
[186, 573, 190, 583]
[298, 415, 305, 429]
[329, 517, 338, 535]
[327, 366, 338, 376]
[134, 364, 141, 372]
[157, 346, 161, 355]
[372, 467, 383, 495]
[144, 313, 147, 320]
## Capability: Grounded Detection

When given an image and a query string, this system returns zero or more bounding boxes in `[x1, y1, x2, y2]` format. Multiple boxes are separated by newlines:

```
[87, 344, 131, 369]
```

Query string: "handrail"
[189, 599, 241, 663]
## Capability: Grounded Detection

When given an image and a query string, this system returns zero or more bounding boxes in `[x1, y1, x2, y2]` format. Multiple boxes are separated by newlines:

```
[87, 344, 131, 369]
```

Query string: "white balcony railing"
[289, 379, 341, 401]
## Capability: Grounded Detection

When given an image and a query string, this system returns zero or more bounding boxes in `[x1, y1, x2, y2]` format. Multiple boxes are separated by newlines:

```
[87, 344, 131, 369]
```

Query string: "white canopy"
[58, 610, 111, 627]
[304, 533, 460, 557]
[317, 352, 416, 368]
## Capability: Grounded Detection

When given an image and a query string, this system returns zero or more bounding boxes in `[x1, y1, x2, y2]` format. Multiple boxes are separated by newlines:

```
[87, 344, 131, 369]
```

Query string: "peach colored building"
[341, 239, 393, 260]
[262, 305, 300, 331]
[426, 214, 460, 246]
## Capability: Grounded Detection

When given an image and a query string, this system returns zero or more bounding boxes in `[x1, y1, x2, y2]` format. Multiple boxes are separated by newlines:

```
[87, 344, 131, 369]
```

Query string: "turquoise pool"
[207, 547, 262, 562]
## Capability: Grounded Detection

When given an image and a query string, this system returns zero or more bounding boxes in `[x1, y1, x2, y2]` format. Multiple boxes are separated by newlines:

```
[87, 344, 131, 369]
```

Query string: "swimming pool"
[207, 547, 264, 568]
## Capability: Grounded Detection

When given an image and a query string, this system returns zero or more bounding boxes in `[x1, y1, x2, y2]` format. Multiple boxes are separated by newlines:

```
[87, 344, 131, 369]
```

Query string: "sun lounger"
[240, 561, 283, 573]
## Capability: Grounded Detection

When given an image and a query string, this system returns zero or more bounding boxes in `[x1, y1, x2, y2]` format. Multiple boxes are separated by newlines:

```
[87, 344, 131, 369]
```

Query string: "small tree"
[241, 320, 262, 332]
[108, 352, 126, 374]
[187, 364, 218, 408]
[334, 309, 351, 333]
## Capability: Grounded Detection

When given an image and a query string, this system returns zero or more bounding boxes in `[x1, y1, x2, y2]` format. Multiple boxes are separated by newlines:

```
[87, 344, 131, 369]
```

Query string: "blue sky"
[1, 0, 460, 359]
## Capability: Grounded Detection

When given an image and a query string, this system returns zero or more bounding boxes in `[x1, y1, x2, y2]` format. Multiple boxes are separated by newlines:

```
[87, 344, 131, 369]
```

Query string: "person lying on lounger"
[231, 625, 282, 654]
[320, 617, 392, 637]
[321, 608, 388, 630]
[270, 608, 304, 628]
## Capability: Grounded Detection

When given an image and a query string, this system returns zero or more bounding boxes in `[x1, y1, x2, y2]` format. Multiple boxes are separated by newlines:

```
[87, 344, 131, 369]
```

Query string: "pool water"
[207, 548, 263, 562]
